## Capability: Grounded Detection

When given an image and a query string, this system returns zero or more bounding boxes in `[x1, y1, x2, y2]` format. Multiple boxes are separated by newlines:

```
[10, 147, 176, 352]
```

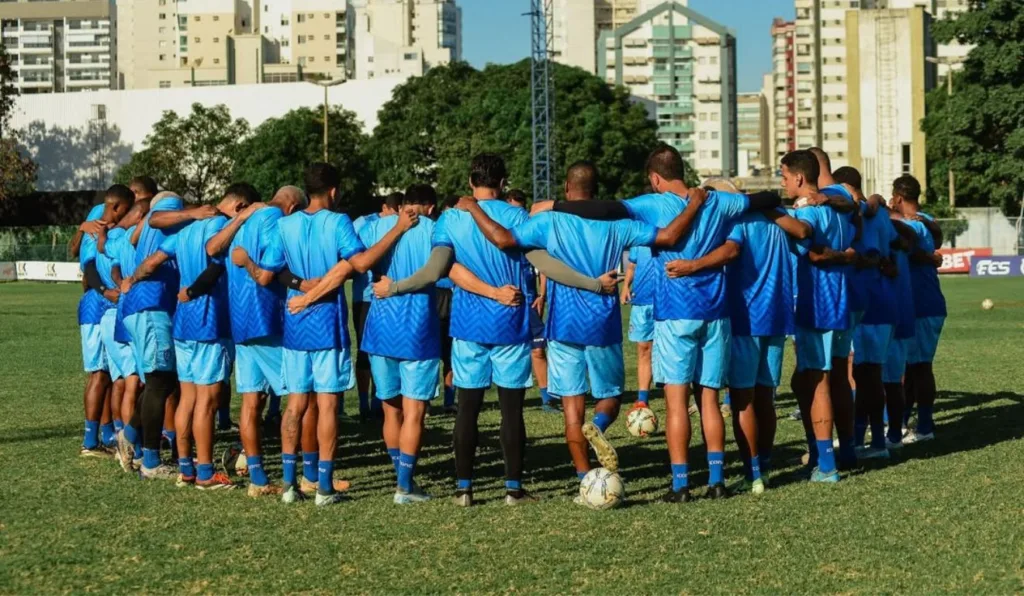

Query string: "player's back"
[907, 214, 947, 319]
[123, 195, 184, 317]
[433, 199, 530, 345]
[351, 213, 379, 303]
[861, 208, 899, 327]
[726, 212, 794, 337]
[628, 246, 657, 306]
[96, 228, 124, 290]
[793, 205, 851, 330]
[360, 216, 439, 360]
[107, 225, 138, 342]
[169, 216, 231, 341]
[278, 209, 364, 351]
[890, 241, 916, 339]
[228, 206, 286, 344]
[79, 203, 106, 269]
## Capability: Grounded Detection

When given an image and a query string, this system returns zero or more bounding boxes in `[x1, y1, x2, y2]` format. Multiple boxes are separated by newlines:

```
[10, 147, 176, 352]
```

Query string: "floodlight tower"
[529, 0, 555, 203]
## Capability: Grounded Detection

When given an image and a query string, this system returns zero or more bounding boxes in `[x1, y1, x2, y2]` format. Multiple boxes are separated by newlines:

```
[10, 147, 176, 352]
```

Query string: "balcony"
[652, 25, 692, 40]
[15, 60, 50, 70]
[659, 121, 695, 134]
[652, 45, 692, 59]
[665, 138, 695, 153]
[659, 101, 695, 115]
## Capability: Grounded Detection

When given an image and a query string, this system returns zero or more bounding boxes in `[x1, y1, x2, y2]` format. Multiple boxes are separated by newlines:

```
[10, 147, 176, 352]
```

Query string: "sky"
[461, 0, 796, 93]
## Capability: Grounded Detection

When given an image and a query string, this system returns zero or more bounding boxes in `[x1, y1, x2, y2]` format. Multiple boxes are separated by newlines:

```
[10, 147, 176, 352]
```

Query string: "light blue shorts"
[370, 355, 440, 401]
[831, 310, 862, 360]
[80, 322, 107, 373]
[124, 310, 176, 382]
[175, 338, 234, 385]
[546, 340, 624, 399]
[283, 346, 354, 394]
[100, 310, 135, 380]
[729, 335, 785, 389]
[628, 304, 655, 343]
[235, 337, 287, 396]
[907, 316, 945, 365]
[452, 339, 532, 390]
[795, 327, 839, 372]
[653, 318, 731, 389]
[853, 324, 893, 365]
[883, 338, 908, 383]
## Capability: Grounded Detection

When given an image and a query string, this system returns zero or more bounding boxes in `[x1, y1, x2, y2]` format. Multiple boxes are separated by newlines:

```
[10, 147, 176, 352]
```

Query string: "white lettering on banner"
[13, 261, 83, 282]
[941, 250, 974, 270]
[975, 260, 1010, 276]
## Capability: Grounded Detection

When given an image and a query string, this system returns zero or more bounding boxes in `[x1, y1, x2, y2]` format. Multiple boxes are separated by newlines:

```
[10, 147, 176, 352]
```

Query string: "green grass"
[1, 278, 1022, 594]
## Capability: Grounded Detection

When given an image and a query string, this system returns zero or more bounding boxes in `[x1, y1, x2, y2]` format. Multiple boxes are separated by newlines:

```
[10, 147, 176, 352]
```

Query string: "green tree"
[233, 106, 375, 213]
[368, 60, 666, 202]
[0, 40, 35, 199]
[114, 103, 249, 202]
[0, 40, 15, 138]
[922, 0, 1024, 215]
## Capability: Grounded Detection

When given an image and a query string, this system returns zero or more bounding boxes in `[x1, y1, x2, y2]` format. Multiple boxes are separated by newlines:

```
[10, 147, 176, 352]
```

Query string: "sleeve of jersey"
[510, 215, 548, 249]
[791, 209, 817, 254]
[622, 197, 659, 225]
[207, 218, 229, 265]
[152, 197, 185, 213]
[628, 249, 639, 264]
[80, 234, 98, 265]
[336, 216, 366, 261]
[432, 213, 454, 249]
[715, 191, 751, 219]
[625, 220, 659, 248]
[157, 233, 177, 258]
[257, 223, 286, 272]
[726, 221, 745, 247]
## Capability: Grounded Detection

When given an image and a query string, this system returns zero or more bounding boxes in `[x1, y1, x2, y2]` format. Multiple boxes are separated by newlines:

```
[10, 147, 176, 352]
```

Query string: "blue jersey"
[792, 205, 852, 330]
[725, 211, 794, 337]
[351, 213, 379, 303]
[359, 216, 440, 360]
[159, 216, 231, 341]
[78, 203, 106, 269]
[436, 277, 454, 290]
[228, 206, 287, 344]
[122, 196, 186, 317]
[96, 228, 123, 290]
[275, 209, 365, 351]
[107, 225, 138, 343]
[77, 212, 114, 325]
[624, 191, 749, 322]
[512, 212, 657, 346]
[433, 199, 531, 345]
[822, 185, 865, 313]
[907, 214, 947, 318]
[861, 209, 899, 327]
[891, 245, 916, 339]
[627, 246, 657, 307]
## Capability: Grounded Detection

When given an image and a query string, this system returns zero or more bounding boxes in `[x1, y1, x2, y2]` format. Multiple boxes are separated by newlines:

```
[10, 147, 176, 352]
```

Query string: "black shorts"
[437, 289, 453, 373]
[352, 300, 371, 370]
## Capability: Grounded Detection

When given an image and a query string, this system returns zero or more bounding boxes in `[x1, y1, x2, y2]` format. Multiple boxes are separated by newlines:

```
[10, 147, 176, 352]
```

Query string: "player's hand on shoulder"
[687, 187, 708, 208]
[530, 200, 554, 216]
[665, 259, 698, 278]
[194, 205, 219, 220]
[177, 287, 191, 303]
[240, 202, 267, 220]
[456, 196, 477, 211]
[230, 246, 249, 267]
[804, 192, 830, 207]
[80, 220, 106, 236]
[397, 208, 419, 231]
[373, 276, 393, 299]
[597, 270, 619, 294]
[491, 285, 523, 307]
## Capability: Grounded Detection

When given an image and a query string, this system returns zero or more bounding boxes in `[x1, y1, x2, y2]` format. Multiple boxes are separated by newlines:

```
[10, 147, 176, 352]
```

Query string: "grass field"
[1, 278, 1022, 594]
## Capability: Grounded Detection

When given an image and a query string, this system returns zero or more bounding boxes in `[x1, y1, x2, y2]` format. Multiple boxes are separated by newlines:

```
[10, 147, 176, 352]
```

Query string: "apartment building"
[769, 17, 796, 166]
[0, 0, 115, 94]
[348, 0, 461, 80]
[737, 91, 769, 175]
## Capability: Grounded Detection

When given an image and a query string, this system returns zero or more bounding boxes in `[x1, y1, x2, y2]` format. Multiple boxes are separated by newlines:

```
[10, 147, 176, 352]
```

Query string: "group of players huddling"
[72, 142, 945, 505]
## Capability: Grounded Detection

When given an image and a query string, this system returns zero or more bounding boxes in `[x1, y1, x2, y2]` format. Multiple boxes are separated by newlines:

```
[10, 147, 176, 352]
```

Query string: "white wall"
[9, 76, 407, 191]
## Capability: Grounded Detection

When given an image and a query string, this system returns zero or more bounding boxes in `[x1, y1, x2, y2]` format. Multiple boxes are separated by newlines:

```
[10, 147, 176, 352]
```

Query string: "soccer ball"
[579, 468, 625, 510]
[981, 298, 994, 311]
[626, 407, 658, 438]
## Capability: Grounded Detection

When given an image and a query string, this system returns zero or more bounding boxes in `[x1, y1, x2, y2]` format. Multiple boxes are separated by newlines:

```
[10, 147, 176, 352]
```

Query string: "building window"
[711, 131, 719, 140]
[282, 40, 290, 47]
[213, 16, 220, 22]
[711, 113, 719, 122]
[213, 58, 220, 64]
[159, 40, 168, 47]
[709, 56, 718, 65]
[699, 132, 707, 140]
[712, 150, 720, 158]
[902, 144, 912, 174]
[194, 16, 201, 22]
[699, 113, 707, 121]
[404, 52, 417, 60]
[698, 56, 707, 65]
[159, 27, 167, 33]
[324, 34, 330, 40]
[324, 56, 331, 62]
[309, 57, 315, 63]
[213, 37, 220, 43]
[298, 14, 306, 23]
[298, 35, 306, 44]
[159, 13, 166, 20]
[159, 54, 166, 61]
[298, 56, 307, 66]
[700, 151, 708, 159]
[159, 81, 171, 88]
[194, 37, 200, 43]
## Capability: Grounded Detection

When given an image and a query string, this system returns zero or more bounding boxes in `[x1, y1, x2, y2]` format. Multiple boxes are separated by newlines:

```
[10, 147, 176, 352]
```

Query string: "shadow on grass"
[0, 422, 80, 445]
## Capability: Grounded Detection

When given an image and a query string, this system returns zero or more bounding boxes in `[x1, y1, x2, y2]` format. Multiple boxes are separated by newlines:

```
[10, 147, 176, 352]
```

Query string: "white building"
[349, 0, 461, 80]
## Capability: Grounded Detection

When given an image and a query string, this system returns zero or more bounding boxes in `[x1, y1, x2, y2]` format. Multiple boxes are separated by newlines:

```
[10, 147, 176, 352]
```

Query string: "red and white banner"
[938, 248, 992, 274]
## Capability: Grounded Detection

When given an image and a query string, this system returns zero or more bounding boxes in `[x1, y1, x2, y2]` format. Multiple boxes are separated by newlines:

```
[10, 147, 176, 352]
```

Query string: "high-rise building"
[348, 0, 461, 80]
[770, 17, 796, 166]
[882, 0, 970, 75]
[737, 91, 768, 175]
[0, 0, 116, 94]
[760, 72, 775, 170]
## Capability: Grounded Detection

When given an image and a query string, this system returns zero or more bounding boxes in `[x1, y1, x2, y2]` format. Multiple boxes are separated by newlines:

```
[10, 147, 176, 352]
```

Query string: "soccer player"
[890, 175, 946, 444]
[78, 186, 133, 457]
[128, 175, 158, 208]
[267, 163, 416, 505]
[462, 160, 708, 498]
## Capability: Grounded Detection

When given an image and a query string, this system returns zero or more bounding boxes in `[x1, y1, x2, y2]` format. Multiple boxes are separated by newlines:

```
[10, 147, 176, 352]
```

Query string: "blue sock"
[816, 439, 837, 473]
[457, 479, 472, 490]
[444, 386, 456, 408]
[918, 405, 935, 435]
[539, 387, 551, 405]
[638, 390, 650, 405]
[577, 471, 587, 480]
[123, 423, 138, 445]
[113, 419, 124, 434]
[197, 462, 214, 482]
[397, 452, 416, 493]
[318, 459, 335, 494]
[142, 448, 160, 469]
[162, 428, 176, 457]
[505, 479, 521, 492]
[100, 422, 116, 446]
[83, 420, 99, 449]
[247, 455, 269, 486]
[708, 451, 725, 486]
[387, 448, 401, 476]
[268, 393, 281, 417]
[839, 438, 857, 465]
[282, 453, 298, 485]
[671, 463, 689, 491]
[750, 455, 762, 482]
[724, 392, 731, 407]
[218, 404, 231, 429]
[302, 452, 318, 483]
[178, 457, 195, 478]
[870, 419, 887, 449]
[592, 412, 613, 433]
[854, 414, 868, 447]
[805, 428, 818, 467]
[358, 391, 370, 414]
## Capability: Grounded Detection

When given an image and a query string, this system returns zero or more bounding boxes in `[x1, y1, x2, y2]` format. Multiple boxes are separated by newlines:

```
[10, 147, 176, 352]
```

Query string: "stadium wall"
[8, 76, 408, 192]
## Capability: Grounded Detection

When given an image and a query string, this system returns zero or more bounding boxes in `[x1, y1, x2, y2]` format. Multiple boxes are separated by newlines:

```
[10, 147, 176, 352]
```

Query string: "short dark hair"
[566, 160, 598, 195]
[781, 150, 820, 183]
[505, 188, 528, 207]
[892, 175, 922, 203]
[129, 176, 158, 196]
[440, 195, 459, 213]
[832, 166, 862, 191]
[304, 162, 341, 198]
[106, 184, 135, 206]
[223, 182, 261, 205]
[470, 153, 507, 189]
[403, 184, 437, 207]
[645, 143, 687, 182]
[808, 147, 832, 173]
[384, 192, 404, 212]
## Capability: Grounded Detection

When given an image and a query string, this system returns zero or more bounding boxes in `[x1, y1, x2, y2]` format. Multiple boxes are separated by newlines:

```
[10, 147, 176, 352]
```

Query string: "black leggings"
[130, 371, 177, 450]
[453, 387, 526, 484]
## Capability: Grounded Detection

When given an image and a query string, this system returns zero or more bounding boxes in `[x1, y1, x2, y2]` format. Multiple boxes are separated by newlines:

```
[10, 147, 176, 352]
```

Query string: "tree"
[368, 60, 665, 202]
[233, 106, 375, 214]
[921, 0, 1024, 215]
[114, 103, 249, 202]
[0, 40, 35, 199]
[0, 40, 15, 139]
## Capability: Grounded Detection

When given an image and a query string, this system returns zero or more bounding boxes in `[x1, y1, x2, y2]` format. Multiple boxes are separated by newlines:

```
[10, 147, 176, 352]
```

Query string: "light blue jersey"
[623, 191, 749, 322]
[228, 206, 287, 344]
[122, 196, 186, 317]
[433, 199, 531, 345]
[725, 211, 794, 337]
[78, 203, 106, 269]
[351, 213, 379, 303]
[511, 211, 657, 346]
[907, 214, 947, 319]
[107, 225, 138, 343]
[861, 209, 899, 327]
[792, 205, 852, 331]
[78, 219, 113, 325]
[359, 215, 440, 360]
[159, 216, 231, 341]
[627, 246, 657, 307]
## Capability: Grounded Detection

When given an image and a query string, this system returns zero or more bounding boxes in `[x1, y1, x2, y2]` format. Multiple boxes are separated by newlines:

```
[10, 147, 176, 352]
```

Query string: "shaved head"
[272, 185, 308, 213]
[564, 161, 597, 200]
[152, 190, 179, 203]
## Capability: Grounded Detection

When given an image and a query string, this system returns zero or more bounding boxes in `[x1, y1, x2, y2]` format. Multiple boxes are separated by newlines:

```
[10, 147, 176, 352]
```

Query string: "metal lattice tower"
[529, 0, 555, 203]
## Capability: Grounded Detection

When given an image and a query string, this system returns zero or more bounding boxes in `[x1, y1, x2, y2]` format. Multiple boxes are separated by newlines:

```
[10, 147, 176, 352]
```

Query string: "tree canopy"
[0, 42, 36, 200]
[921, 0, 1024, 214]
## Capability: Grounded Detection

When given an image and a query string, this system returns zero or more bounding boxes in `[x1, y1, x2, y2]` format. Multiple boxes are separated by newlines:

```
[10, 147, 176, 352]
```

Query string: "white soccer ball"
[579, 468, 625, 510]
[981, 298, 994, 311]
[626, 407, 659, 438]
